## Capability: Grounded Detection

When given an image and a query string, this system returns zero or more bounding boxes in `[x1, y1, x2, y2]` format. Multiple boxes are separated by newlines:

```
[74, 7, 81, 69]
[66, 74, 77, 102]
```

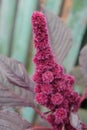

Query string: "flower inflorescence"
[32, 11, 80, 130]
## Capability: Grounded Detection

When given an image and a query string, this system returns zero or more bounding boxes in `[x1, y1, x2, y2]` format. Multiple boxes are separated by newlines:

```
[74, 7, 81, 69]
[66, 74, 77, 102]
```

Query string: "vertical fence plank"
[0, 0, 17, 55]
[45, 0, 64, 14]
[10, 0, 38, 122]
[63, 0, 87, 72]
[11, 0, 38, 64]
[0, 0, 2, 17]
[61, 0, 72, 21]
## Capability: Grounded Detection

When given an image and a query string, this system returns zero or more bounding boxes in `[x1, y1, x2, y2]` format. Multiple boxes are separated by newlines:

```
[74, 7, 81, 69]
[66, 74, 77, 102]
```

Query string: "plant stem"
[34, 106, 47, 120]
[34, 126, 51, 130]
[33, 106, 52, 128]
[79, 87, 87, 107]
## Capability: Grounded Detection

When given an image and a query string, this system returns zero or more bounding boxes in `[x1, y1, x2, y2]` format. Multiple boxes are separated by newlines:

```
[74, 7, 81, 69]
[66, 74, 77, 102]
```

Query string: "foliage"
[0, 6, 86, 130]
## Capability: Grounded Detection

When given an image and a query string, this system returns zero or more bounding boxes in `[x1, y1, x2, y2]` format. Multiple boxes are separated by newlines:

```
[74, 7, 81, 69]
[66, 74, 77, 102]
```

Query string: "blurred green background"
[0, 0, 87, 125]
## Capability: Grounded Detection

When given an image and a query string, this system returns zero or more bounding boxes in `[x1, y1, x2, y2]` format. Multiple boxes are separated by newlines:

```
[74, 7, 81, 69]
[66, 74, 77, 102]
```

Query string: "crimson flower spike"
[32, 11, 84, 130]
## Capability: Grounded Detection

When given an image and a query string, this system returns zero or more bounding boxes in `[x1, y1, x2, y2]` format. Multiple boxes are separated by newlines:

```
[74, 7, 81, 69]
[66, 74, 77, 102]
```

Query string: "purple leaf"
[0, 84, 34, 107]
[41, 7, 72, 64]
[0, 111, 33, 130]
[0, 55, 34, 92]
[79, 45, 87, 85]
[0, 55, 35, 107]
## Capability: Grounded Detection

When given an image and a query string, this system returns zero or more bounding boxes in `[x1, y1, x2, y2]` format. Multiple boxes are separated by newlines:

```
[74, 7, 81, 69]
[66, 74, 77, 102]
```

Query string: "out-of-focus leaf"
[70, 66, 86, 87]
[41, 7, 72, 64]
[70, 112, 82, 130]
[70, 66, 86, 94]
[79, 45, 87, 85]
[0, 111, 32, 130]
[0, 55, 35, 107]
[0, 55, 34, 92]
[78, 109, 87, 125]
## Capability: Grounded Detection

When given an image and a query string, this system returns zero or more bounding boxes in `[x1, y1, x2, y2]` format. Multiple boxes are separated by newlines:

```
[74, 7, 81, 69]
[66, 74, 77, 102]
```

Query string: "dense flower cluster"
[32, 11, 81, 130]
